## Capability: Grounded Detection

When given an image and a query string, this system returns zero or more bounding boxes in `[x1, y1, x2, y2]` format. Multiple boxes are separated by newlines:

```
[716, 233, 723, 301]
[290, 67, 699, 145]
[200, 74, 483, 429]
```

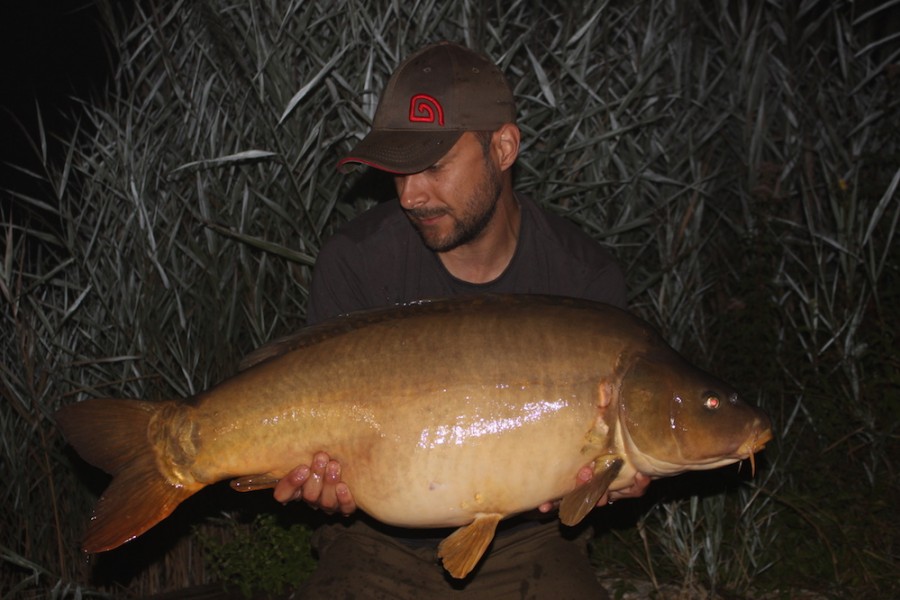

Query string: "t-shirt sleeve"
[306, 234, 370, 325]
[580, 258, 627, 308]
[522, 197, 629, 309]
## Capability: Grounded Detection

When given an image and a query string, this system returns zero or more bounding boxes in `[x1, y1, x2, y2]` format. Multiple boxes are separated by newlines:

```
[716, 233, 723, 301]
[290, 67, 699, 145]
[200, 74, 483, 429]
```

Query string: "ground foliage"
[1, 0, 898, 598]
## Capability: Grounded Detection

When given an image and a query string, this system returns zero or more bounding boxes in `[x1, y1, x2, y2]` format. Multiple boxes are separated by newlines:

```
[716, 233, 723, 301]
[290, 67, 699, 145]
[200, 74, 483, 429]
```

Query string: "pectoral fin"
[559, 457, 624, 526]
[230, 474, 279, 491]
[438, 513, 503, 579]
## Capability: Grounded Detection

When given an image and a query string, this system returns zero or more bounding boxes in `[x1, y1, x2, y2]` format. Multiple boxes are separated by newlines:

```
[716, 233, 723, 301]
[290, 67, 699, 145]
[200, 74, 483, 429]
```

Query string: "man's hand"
[608, 470, 651, 502]
[273, 451, 357, 516]
[537, 467, 651, 513]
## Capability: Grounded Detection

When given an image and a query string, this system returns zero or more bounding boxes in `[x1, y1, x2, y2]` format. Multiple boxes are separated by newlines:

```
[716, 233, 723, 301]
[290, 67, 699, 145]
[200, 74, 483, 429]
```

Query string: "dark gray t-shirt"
[307, 194, 626, 324]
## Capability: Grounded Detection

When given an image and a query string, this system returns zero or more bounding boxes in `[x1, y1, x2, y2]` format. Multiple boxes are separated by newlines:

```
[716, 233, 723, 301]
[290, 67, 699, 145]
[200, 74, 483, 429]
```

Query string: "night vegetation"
[2, 1, 897, 597]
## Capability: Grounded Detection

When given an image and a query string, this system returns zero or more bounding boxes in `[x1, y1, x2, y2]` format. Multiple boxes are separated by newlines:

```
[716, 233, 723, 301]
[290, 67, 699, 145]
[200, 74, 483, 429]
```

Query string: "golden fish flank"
[55, 294, 772, 580]
[416, 398, 571, 449]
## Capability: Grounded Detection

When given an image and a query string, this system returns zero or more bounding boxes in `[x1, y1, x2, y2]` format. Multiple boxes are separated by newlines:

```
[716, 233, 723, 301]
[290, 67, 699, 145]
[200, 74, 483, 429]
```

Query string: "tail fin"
[55, 399, 202, 552]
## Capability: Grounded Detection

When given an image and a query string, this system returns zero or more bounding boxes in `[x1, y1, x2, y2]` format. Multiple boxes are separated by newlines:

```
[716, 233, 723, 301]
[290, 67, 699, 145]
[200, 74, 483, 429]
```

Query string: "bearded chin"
[422, 200, 498, 252]
[417, 164, 503, 253]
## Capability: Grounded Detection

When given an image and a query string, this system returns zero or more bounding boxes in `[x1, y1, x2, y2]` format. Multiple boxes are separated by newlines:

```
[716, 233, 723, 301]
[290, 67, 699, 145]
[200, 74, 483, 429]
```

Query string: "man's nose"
[396, 173, 428, 209]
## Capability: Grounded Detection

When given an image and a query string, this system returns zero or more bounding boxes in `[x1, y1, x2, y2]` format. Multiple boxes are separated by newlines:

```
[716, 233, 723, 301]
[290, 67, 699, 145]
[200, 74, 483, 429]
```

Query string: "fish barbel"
[55, 294, 772, 578]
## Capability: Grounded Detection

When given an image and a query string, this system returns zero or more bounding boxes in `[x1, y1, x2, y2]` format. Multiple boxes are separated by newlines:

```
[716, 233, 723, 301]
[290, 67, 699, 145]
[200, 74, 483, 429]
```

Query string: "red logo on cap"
[409, 94, 444, 126]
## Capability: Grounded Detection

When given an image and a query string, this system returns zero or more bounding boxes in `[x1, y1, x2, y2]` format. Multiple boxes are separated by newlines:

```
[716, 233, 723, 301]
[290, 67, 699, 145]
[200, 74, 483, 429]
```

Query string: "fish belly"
[179, 297, 629, 527]
[188, 377, 605, 527]
[344, 394, 602, 526]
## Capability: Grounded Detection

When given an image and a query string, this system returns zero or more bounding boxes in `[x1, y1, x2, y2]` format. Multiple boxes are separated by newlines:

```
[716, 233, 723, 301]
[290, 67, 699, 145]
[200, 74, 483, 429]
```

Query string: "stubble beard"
[408, 160, 503, 253]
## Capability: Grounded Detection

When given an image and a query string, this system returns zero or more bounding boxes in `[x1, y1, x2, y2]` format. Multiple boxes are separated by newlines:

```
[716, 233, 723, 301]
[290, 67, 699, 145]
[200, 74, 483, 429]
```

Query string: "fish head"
[617, 348, 772, 476]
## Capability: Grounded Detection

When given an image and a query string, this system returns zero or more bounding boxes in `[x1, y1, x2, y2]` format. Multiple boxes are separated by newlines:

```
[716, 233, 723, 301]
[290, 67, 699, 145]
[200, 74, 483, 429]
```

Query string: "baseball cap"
[338, 41, 516, 174]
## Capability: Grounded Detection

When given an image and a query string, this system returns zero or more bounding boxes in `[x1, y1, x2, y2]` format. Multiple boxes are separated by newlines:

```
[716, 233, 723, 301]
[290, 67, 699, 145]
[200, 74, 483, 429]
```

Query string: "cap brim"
[337, 129, 464, 174]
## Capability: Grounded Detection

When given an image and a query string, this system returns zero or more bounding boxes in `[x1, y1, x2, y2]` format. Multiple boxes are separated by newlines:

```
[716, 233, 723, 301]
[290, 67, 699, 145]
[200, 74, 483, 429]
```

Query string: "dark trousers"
[297, 517, 609, 599]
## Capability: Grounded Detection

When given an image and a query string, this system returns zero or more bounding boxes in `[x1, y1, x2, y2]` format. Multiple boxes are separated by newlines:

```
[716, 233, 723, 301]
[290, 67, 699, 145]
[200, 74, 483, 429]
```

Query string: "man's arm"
[305, 237, 371, 324]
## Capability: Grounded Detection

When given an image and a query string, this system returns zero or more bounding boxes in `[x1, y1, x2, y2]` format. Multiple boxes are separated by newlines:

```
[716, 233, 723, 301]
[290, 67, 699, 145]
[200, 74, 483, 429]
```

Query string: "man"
[275, 41, 649, 598]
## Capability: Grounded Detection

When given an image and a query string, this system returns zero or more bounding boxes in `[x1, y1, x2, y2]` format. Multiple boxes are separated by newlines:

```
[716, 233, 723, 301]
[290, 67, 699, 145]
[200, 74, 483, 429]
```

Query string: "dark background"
[1, 2, 111, 200]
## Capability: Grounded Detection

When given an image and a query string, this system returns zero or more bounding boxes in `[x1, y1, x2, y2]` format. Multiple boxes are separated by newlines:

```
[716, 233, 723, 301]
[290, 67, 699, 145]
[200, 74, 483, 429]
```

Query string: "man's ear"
[493, 123, 520, 172]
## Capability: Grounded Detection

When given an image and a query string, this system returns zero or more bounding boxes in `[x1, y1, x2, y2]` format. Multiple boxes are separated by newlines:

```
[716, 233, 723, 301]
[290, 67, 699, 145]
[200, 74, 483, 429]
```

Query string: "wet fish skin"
[55, 294, 772, 579]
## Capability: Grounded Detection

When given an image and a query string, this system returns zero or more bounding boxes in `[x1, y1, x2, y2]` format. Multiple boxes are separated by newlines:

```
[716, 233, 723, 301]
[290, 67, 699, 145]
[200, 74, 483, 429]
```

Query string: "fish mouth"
[736, 427, 773, 476]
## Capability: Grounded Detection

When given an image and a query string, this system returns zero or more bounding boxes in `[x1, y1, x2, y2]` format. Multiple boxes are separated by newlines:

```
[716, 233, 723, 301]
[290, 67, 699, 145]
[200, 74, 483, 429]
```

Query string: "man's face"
[394, 132, 502, 253]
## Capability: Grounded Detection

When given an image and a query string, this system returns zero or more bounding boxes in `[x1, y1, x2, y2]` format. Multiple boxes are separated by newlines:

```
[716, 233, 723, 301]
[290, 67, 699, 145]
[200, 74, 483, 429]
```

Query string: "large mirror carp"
[56, 294, 772, 579]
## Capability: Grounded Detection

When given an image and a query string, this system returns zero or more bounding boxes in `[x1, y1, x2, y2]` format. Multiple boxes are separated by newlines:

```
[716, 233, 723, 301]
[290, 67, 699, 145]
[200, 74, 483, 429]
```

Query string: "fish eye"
[703, 394, 720, 410]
